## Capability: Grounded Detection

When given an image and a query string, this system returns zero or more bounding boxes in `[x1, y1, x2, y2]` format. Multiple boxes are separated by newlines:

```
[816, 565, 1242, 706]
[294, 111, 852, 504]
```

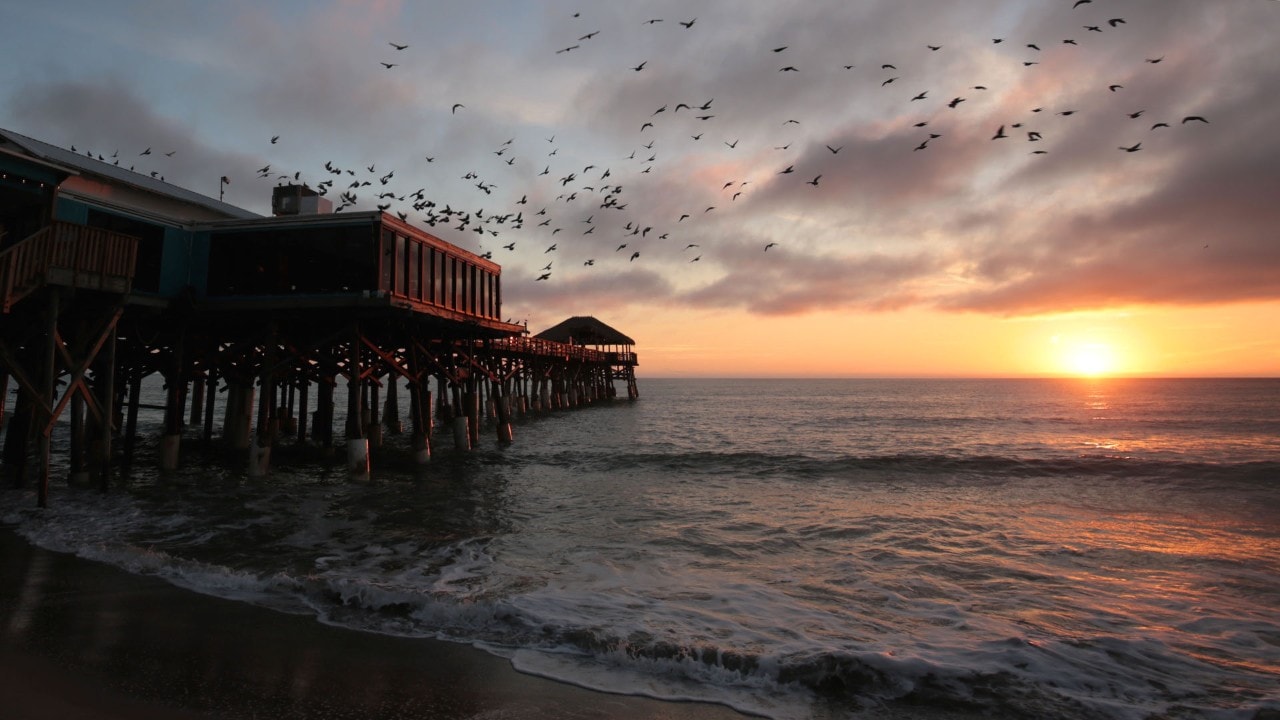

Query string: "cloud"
[3, 0, 1277, 323]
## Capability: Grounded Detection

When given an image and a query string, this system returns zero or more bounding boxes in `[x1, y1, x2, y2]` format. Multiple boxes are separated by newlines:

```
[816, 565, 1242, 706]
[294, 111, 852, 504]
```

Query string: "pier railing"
[489, 336, 637, 365]
[1, 221, 139, 313]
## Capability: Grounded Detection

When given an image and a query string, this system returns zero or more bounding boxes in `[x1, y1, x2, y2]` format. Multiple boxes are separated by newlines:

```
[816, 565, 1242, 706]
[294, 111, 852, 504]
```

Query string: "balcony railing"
[0, 221, 139, 312]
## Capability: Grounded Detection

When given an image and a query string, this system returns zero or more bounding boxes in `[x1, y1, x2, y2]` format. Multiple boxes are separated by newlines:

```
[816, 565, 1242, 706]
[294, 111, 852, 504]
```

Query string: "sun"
[1066, 343, 1115, 376]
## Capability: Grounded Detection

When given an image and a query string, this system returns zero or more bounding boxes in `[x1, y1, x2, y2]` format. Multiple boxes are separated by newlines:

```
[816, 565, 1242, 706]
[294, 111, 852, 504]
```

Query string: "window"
[380, 229, 395, 293]
[408, 241, 420, 300]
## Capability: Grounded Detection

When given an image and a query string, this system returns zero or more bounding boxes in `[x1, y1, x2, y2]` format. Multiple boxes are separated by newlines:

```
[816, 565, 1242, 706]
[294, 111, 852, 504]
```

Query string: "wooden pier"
[0, 128, 638, 507]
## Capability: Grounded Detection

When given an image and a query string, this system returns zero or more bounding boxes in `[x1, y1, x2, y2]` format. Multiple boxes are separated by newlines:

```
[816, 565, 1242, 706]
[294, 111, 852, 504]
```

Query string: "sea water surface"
[3, 378, 1279, 719]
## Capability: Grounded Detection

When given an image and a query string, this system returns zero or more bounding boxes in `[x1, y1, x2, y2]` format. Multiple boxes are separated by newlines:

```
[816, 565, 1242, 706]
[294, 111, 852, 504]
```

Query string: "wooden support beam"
[346, 323, 369, 478]
[37, 290, 59, 507]
[97, 328, 116, 491]
[202, 365, 218, 448]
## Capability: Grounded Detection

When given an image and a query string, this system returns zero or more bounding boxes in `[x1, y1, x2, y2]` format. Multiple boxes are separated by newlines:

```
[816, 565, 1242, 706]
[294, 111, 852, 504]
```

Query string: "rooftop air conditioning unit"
[272, 184, 332, 216]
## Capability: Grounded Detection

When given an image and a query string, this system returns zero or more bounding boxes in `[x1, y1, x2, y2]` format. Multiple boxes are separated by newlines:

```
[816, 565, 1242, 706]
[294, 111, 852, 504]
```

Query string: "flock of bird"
[68, 1, 1212, 285]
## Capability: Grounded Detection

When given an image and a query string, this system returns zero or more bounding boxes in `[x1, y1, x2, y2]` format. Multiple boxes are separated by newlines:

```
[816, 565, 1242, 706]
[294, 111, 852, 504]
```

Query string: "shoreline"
[0, 526, 748, 719]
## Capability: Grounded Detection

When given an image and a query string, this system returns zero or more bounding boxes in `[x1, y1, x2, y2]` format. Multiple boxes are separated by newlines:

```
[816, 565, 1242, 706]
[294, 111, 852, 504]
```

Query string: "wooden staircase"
[0, 221, 138, 313]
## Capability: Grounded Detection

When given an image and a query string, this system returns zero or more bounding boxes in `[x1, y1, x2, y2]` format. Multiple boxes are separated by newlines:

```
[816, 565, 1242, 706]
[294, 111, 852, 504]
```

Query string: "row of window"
[381, 229, 500, 320]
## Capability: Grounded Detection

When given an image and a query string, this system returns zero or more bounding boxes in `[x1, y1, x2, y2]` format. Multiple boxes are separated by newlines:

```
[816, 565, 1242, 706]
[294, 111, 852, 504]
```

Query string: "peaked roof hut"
[535, 315, 635, 348]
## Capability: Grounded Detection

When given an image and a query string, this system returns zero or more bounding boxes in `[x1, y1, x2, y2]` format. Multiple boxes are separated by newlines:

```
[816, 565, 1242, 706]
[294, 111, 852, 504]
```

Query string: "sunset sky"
[3, 1, 1277, 377]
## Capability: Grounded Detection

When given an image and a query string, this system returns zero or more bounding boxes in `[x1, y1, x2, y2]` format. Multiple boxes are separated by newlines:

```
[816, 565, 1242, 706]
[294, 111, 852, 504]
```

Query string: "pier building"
[0, 128, 638, 507]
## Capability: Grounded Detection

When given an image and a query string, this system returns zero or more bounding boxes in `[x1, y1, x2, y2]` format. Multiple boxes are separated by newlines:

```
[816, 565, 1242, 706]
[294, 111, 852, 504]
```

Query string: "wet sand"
[0, 527, 748, 719]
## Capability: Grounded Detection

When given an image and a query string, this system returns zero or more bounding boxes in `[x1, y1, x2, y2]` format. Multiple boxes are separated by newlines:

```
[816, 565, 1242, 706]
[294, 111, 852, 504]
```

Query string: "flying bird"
[764, 242, 777, 251]
[991, 125, 1008, 139]
[1108, 18, 1126, 27]
[630, 252, 640, 261]
[773, 46, 788, 53]
[632, 61, 647, 71]
[826, 145, 843, 154]
[806, 175, 821, 186]
[452, 103, 464, 113]
[389, 42, 408, 50]
[1181, 115, 1209, 124]
[1119, 142, 1142, 152]
[911, 91, 928, 101]
[1073, 0, 1092, 7]
[779, 165, 795, 174]
[680, 18, 696, 28]
[1109, 84, 1123, 92]
[380, 62, 397, 69]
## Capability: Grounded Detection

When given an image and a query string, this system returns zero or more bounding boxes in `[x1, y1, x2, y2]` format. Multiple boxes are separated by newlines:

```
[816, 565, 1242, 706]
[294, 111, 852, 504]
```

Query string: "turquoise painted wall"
[53, 197, 88, 224]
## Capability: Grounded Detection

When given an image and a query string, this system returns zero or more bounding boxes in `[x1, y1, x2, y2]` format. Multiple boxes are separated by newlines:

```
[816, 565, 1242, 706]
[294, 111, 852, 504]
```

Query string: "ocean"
[3, 377, 1279, 719]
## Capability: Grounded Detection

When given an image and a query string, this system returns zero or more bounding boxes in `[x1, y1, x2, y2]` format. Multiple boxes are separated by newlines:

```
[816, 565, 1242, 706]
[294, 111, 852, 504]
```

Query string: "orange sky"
[602, 300, 1280, 378]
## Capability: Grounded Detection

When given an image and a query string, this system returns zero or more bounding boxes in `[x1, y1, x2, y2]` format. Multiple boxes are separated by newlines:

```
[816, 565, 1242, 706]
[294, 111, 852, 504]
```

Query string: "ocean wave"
[569, 449, 1280, 486]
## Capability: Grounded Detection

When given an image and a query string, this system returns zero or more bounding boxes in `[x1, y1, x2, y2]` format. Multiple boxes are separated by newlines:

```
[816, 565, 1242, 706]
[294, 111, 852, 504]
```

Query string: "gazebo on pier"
[535, 316, 639, 399]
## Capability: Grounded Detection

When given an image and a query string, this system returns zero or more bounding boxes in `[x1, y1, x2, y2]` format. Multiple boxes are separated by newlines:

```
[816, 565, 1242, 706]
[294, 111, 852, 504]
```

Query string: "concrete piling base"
[248, 441, 271, 477]
[412, 432, 430, 465]
[160, 434, 181, 471]
[452, 416, 470, 451]
[347, 438, 370, 479]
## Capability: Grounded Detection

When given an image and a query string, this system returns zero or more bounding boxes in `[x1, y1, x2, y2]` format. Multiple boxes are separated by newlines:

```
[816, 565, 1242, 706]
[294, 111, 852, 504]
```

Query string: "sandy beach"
[0, 527, 747, 720]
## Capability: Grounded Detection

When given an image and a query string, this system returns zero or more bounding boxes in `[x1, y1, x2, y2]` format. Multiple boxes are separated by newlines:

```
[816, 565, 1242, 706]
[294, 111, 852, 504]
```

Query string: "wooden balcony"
[0, 221, 138, 313]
